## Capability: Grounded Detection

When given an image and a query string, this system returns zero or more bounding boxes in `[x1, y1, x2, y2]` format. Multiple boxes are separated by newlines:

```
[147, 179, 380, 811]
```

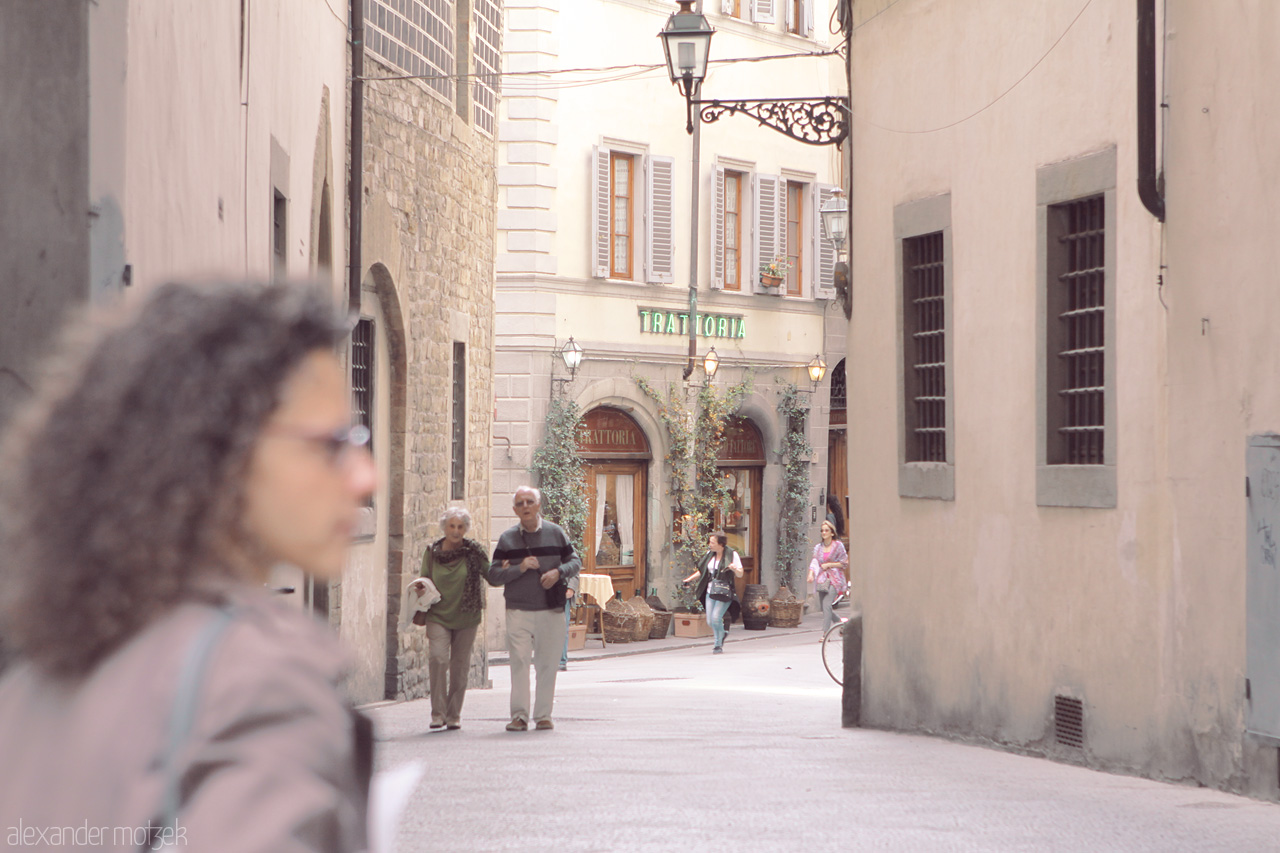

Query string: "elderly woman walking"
[414, 506, 488, 730]
[0, 282, 376, 851]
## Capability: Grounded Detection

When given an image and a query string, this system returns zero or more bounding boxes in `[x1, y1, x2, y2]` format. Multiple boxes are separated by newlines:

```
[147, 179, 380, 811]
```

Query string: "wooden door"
[584, 462, 647, 599]
[716, 466, 762, 599]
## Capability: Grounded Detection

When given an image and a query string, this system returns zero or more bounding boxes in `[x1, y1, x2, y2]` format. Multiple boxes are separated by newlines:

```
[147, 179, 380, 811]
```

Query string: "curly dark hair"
[0, 281, 343, 677]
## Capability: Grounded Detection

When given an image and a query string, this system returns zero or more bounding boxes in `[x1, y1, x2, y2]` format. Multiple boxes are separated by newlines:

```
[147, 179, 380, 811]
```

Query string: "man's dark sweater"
[488, 518, 582, 611]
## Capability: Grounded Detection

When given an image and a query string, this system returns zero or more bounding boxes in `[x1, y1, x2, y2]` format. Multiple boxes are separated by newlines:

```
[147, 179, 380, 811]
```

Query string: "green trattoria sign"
[639, 307, 746, 339]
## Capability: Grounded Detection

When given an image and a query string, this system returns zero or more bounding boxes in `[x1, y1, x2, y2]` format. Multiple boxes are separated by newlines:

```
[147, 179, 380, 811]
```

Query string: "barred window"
[1046, 195, 1105, 465]
[364, 0, 455, 103]
[450, 342, 466, 500]
[472, 0, 501, 135]
[903, 231, 946, 463]
[352, 319, 374, 458]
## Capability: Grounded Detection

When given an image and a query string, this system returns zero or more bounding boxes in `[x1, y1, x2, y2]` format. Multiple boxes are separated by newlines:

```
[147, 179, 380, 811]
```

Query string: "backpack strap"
[150, 607, 236, 850]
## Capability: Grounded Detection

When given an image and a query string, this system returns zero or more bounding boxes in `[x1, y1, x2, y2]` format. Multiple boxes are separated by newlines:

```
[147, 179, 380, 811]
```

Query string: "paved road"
[369, 629, 1280, 852]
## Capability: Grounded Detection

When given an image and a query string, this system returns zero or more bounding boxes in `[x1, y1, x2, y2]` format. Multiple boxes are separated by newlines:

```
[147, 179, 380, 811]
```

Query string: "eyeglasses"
[514, 498, 538, 507]
[265, 423, 371, 464]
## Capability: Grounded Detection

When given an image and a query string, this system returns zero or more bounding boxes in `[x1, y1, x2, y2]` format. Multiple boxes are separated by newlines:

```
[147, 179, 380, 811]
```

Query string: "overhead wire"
[849, 0, 1095, 135]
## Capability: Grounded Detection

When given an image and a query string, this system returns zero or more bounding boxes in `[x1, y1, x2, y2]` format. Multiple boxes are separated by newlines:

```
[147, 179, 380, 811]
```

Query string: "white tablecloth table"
[577, 573, 616, 606]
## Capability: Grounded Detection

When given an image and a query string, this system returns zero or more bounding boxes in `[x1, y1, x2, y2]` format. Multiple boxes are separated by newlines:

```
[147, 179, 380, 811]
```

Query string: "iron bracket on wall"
[693, 96, 850, 147]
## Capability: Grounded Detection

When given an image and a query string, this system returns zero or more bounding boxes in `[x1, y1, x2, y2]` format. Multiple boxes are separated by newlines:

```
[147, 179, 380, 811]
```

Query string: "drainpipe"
[348, 0, 365, 317]
[1137, 0, 1165, 222]
[682, 84, 702, 381]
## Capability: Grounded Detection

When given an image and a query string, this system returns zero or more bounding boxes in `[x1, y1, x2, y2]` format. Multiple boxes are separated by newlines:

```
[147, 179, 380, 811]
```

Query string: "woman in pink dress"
[807, 520, 849, 632]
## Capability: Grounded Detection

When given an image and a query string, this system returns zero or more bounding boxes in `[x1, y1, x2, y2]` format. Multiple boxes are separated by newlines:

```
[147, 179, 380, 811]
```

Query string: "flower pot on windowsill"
[760, 274, 783, 289]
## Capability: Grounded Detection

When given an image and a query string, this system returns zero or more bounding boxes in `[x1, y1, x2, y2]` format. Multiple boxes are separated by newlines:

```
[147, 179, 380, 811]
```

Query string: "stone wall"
[357, 54, 498, 701]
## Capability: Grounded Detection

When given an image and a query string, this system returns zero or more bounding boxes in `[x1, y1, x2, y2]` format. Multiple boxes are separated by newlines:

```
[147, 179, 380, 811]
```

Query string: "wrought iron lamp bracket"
[692, 96, 850, 146]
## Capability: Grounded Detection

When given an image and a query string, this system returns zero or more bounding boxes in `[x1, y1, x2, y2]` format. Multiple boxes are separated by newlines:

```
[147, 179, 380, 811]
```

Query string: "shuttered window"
[785, 181, 804, 296]
[591, 147, 674, 284]
[814, 183, 838, 298]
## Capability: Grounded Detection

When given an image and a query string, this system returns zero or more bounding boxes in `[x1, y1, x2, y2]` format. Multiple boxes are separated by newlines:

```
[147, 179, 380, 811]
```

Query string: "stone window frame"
[1035, 147, 1118, 509]
[894, 192, 954, 501]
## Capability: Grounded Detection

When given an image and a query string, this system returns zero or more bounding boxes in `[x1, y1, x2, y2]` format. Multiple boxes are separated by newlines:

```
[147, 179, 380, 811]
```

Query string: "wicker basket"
[626, 596, 655, 641]
[602, 598, 637, 644]
[645, 594, 672, 639]
[768, 585, 803, 628]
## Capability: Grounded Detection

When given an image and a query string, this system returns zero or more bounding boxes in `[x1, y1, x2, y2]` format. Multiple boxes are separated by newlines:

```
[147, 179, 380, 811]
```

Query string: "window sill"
[899, 462, 954, 501]
[1036, 465, 1116, 508]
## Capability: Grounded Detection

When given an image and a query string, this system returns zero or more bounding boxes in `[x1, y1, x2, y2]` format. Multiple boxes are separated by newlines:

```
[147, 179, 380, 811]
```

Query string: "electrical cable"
[848, 0, 1094, 135]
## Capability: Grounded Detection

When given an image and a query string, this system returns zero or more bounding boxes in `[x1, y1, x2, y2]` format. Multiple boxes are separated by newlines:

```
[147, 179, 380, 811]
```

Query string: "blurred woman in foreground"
[0, 282, 375, 851]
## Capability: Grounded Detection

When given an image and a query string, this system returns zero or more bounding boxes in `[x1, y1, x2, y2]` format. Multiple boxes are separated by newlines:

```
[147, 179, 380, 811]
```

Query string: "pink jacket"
[0, 581, 369, 852]
[809, 539, 849, 593]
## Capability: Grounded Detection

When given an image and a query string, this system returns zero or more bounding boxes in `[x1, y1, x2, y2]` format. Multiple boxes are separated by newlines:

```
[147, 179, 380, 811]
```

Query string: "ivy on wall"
[636, 373, 752, 606]
[529, 394, 589, 554]
[775, 384, 812, 592]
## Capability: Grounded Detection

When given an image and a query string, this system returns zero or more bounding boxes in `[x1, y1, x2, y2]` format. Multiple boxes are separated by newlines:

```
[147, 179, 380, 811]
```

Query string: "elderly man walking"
[488, 486, 581, 731]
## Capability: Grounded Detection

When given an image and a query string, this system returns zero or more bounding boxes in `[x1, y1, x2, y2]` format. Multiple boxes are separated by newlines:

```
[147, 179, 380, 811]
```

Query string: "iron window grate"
[352, 319, 374, 457]
[1054, 695, 1085, 749]
[904, 231, 946, 463]
[450, 342, 466, 500]
[830, 358, 847, 412]
[364, 0, 455, 102]
[1051, 195, 1105, 465]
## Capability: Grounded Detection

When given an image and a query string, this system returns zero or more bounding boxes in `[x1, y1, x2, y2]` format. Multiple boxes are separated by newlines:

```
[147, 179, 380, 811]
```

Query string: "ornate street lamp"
[660, 0, 714, 134]
[703, 346, 720, 380]
[820, 187, 852, 319]
[560, 336, 584, 379]
[807, 353, 827, 390]
[819, 187, 848, 252]
[659, 8, 848, 146]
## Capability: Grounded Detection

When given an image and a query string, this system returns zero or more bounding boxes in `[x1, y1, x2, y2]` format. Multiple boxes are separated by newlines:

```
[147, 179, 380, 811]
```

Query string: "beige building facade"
[489, 0, 848, 649]
[846, 0, 1280, 799]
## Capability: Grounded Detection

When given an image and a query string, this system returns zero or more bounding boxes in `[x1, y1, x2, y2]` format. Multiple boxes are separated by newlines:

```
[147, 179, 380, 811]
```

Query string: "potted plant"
[758, 256, 792, 290]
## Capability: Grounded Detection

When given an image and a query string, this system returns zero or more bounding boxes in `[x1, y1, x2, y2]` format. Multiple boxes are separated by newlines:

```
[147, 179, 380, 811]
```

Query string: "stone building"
[844, 0, 1280, 801]
[350, 0, 501, 702]
[0, 0, 500, 706]
[488, 0, 847, 650]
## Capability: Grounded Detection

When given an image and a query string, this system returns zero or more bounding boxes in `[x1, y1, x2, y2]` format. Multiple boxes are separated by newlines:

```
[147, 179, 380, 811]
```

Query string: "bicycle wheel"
[821, 621, 845, 685]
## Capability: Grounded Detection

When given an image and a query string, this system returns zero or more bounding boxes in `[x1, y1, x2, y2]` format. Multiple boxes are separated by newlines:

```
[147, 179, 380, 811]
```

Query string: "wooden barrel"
[741, 584, 771, 630]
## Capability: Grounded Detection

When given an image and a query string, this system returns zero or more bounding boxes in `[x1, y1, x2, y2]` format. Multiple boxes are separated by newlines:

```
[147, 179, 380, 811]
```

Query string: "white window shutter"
[754, 173, 781, 294]
[590, 146, 610, 279]
[752, 0, 775, 24]
[647, 155, 675, 284]
[803, 0, 813, 36]
[785, 0, 795, 33]
[814, 182, 838, 298]
[712, 165, 725, 290]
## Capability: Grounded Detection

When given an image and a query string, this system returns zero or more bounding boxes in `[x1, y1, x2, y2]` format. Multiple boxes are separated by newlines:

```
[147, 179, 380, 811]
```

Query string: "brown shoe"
[535, 719, 554, 731]
[506, 718, 528, 732]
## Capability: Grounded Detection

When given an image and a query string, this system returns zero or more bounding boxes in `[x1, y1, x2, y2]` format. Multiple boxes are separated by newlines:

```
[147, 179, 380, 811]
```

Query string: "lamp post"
[660, 0, 714, 381]
[659, 5, 848, 146]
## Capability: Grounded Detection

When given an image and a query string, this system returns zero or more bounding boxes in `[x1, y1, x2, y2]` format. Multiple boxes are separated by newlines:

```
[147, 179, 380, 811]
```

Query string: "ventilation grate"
[1054, 695, 1085, 749]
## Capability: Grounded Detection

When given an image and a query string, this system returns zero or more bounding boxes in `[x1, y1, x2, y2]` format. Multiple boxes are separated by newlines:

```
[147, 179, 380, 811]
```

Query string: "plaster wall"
[0, 1, 91, 428]
[844, 0, 1172, 768]
[846, 0, 1280, 797]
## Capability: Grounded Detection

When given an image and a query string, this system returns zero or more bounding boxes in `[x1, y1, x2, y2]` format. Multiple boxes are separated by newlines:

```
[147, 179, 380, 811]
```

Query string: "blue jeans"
[705, 596, 730, 648]
[560, 600, 572, 667]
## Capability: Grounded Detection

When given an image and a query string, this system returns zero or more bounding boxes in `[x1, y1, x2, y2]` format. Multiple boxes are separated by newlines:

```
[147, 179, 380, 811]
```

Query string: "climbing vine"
[530, 394, 589, 554]
[636, 373, 752, 589]
[775, 384, 812, 592]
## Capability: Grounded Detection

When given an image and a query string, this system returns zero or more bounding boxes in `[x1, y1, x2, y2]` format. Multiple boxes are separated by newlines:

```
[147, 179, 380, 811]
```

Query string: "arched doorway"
[580, 407, 651, 599]
[716, 417, 765, 597]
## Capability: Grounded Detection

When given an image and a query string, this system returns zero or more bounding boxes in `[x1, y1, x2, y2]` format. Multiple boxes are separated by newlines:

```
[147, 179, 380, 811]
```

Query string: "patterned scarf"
[430, 536, 488, 614]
